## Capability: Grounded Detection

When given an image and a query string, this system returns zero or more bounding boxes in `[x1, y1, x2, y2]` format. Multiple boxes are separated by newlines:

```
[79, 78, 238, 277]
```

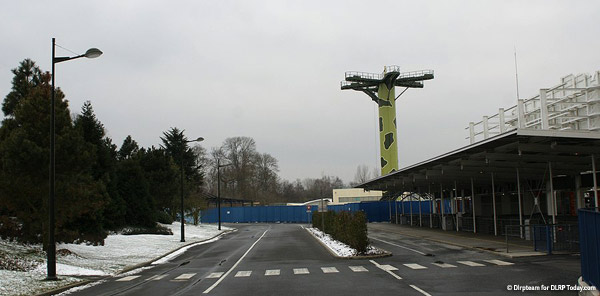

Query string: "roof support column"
[491, 172, 498, 236]
[516, 168, 523, 239]
[593, 154, 598, 208]
[440, 183, 445, 230]
[418, 187, 423, 227]
[549, 162, 556, 225]
[454, 180, 459, 232]
[471, 177, 476, 234]
[429, 184, 433, 228]
[388, 198, 392, 223]
[395, 194, 398, 224]
[410, 193, 414, 226]
[401, 195, 405, 220]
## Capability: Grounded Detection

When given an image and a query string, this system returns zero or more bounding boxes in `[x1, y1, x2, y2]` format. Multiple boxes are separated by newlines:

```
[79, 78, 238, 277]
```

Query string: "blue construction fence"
[578, 208, 600, 289]
[201, 205, 318, 223]
[200, 200, 452, 224]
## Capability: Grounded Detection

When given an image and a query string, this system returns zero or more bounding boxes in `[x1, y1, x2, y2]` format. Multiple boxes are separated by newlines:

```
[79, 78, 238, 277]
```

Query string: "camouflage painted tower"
[341, 66, 434, 175]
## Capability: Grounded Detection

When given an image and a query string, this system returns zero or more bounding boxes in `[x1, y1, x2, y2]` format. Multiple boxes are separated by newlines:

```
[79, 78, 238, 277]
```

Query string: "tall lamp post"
[180, 137, 204, 242]
[217, 159, 232, 230]
[47, 38, 102, 281]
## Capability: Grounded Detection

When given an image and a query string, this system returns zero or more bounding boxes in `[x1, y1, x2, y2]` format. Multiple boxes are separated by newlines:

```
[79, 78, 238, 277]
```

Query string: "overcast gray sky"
[2, 1, 599, 184]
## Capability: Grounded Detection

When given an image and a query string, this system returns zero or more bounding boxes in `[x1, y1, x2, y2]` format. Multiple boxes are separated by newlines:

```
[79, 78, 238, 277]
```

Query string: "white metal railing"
[345, 71, 382, 80]
[466, 71, 600, 143]
[398, 70, 434, 79]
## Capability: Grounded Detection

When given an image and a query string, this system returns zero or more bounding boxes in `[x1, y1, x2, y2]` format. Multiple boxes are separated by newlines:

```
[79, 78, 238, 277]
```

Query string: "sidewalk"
[368, 222, 547, 258]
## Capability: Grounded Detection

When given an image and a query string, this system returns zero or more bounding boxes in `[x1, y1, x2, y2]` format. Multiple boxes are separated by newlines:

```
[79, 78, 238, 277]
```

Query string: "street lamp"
[47, 38, 102, 281]
[217, 159, 232, 230]
[180, 137, 204, 242]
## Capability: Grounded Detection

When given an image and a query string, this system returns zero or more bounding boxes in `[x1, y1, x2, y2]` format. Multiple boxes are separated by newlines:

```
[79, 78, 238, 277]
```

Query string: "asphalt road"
[64, 223, 581, 296]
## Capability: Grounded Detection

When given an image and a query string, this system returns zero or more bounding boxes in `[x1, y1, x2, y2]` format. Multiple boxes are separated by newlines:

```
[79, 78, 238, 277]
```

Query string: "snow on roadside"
[0, 222, 231, 296]
[305, 226, 386, 257]
[305, 227, 356, 257]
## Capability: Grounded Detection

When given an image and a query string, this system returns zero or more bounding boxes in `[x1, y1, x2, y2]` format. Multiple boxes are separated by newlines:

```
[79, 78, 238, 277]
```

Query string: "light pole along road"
[217, 159, 232, 231]
[47, 38, 102, 281]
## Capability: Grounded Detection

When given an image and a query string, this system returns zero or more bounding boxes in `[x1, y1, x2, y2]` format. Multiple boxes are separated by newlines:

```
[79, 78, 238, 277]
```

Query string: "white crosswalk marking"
[369, 260, 402, 280]
[151, 274, 168, 281]
[265, 269, 280, 276]
[207, 272, 224, 279]
[404, 263, 427, 270]
[116, 275, 140, 282]
[293, 268, 309, 275]
[457, 261, 485, 267]
[234, 271, 252, 277]
[321, 267, 339, 273]
[431, 262, 457, 268]
[174, 273, 196, 281]
[378, 264, 398, 271]
[349, 266, 368, 272]
[484, 259, 514, 266]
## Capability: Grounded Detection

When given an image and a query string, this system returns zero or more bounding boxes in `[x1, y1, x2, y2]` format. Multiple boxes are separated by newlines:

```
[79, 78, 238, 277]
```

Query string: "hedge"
[312, 210, 369, 254]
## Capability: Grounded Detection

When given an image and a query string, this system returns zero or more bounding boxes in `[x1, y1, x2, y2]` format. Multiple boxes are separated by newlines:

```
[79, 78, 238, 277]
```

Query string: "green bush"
[312, 210, 369, 254]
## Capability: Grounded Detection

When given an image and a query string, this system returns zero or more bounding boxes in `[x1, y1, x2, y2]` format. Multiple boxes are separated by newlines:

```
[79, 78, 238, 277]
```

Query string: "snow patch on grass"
[0, 222, 231, 296]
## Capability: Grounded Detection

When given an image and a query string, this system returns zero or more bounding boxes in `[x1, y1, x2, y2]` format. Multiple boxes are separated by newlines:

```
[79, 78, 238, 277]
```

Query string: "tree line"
[0, 59, 353, 246]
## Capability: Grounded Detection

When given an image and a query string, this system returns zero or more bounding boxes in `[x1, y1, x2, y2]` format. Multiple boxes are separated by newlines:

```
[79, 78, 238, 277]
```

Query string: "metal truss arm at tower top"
[396, 81, 424, 88]
[341, 80, 379, 90]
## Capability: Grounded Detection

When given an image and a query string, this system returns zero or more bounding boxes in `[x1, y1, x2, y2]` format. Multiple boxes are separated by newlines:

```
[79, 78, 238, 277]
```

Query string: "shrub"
[312, 210, 369, 254]
[121, 223, 173, 235]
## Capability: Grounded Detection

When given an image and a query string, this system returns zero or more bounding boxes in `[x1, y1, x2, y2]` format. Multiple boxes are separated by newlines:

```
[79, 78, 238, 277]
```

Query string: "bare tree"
[354, 164, 372, 184]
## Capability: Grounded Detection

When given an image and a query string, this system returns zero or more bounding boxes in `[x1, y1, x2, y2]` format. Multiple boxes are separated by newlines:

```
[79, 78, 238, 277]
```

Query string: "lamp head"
[84, 48, 103, 59]
[194, 137, 204, 142]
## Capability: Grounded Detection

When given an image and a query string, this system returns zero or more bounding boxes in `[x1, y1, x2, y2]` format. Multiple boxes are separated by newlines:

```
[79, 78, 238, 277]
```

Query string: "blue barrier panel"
[579, 208, 600, 289]
[201, 205, 317, 223]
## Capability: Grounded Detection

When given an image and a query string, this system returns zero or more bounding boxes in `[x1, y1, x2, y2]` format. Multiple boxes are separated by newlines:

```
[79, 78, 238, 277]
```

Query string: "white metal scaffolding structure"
[468, 71, 600, 143]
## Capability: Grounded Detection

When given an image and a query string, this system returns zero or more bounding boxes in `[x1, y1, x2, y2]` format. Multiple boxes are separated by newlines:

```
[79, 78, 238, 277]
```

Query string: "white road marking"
[349, 266, 368, 272]
[369, 260, 402, 280]
[484, 259, 514, 266]
[265, 269, 280, 276]
[321, 267, 339, 273]
[404, 263, 428, 270]
[151, 274, 168, 281]
[431, 262, 457, 268]
[457, 260, 485, 267]
[234, 271, 252, 277]
[410, 284, 432, 296]
[379, 264, 398, 271]
[173, 273, 196, 281]
[370, 237, 428, 256]
[116, 275, 140, 282]
[293, 268, 310, 275]
[203, 228, 270, 294]
[207, 272, 224, 279]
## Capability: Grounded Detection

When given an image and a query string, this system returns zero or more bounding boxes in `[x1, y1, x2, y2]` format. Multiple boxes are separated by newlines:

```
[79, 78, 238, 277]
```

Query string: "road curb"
[303, 226, 392, 259]
[370, 225, 545, 258]
[35, 229, 235, 296]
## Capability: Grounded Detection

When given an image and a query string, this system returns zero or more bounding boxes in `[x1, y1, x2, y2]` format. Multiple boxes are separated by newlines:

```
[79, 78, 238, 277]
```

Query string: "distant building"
[332, 188, 383, 204]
